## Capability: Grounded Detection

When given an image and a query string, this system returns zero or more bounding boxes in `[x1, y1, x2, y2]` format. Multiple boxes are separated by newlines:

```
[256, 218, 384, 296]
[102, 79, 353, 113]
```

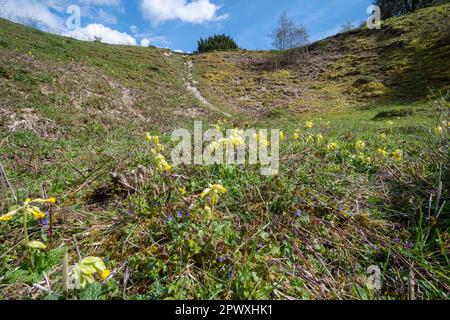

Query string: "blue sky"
[0, 0, 373, 52]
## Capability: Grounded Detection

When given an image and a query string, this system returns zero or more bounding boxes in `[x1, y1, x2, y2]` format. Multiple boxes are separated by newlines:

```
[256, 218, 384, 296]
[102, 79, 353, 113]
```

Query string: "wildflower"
[293, 132, 300, 140]
[280, 131, 285, 140]
[154, 154, 171, 172]
[166, 213, 173, 222]
[145, 134, 162, 150]
[294, 210, 302, 217]
[377, 148, 388, 158]
[179, 187, 187, 195]
[217, 256, 224, 263]
[392, 149, 403, 161]
[32, 208, 46, 220]
[316, 134, 324, 144]
[27, 241, 47, 250]
[326, 142, 338, 151]
[357, 152, 366, 162]
[254, 132, 269, 147]
[305, 121, 314, 129]
[434, 126, 444, 135]
[201, 184, 227, 206]
[355, 140, 365, 150]
[100, 269, 111, 281]
[379, 133, 387, 140]
[177, 211, 183, 218]
[387, 120, 394, 128]
[306, 135, 314, 143]
[0, 212, 15, 222]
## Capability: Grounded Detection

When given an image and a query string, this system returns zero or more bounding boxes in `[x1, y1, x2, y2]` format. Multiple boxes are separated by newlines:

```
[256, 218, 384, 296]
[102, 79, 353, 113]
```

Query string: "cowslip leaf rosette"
[0, 198, 55, 222]
[70, 257, 111, 289]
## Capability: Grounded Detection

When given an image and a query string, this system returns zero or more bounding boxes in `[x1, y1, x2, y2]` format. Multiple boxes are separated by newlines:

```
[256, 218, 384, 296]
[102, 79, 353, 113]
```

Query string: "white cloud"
[140, 38, 151, 47]
[0, 0, 65, 32]
[64, 24, 136, 45]
[130, 25, 138, 34]
[140, 0, 228, 24]
[78, 0, 122, 7]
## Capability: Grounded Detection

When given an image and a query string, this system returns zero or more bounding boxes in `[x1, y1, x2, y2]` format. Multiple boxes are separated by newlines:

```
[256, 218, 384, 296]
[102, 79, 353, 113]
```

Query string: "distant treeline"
[374, 0, 449, 19]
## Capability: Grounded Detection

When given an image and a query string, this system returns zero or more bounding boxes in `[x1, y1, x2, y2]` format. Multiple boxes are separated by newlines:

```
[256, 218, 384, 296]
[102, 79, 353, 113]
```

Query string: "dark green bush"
[196, 34, 239, 53]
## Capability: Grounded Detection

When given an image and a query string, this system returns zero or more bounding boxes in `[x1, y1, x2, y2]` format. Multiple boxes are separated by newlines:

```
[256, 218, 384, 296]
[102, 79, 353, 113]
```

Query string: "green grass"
[0, 6, 449, 300]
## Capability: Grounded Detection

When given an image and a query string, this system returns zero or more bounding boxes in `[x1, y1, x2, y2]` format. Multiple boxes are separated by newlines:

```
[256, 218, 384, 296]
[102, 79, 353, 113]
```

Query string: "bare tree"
[271, 12, 309, 51]
[340, 22, 355, 33]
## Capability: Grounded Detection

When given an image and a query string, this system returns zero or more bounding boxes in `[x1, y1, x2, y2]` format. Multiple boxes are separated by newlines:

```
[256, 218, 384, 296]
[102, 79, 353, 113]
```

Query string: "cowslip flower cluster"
[326, 142, 338, 152]
[145, 133, 171, 172]
[355, 140, 366, 151]
[392, 149, 403, 161]
[69, 256, 111, 289]
[201, 184, 227, 206]
[0, 198, 56, 222]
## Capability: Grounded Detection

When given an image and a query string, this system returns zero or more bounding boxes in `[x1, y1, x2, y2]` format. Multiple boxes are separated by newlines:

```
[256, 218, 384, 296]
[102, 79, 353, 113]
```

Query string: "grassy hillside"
[0, 5, 449, 300]
[192, 4, 450, 118]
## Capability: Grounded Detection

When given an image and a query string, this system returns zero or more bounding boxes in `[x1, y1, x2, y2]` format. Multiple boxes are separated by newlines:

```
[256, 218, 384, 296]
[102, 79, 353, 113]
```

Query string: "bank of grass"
[1, 97, 448, 300]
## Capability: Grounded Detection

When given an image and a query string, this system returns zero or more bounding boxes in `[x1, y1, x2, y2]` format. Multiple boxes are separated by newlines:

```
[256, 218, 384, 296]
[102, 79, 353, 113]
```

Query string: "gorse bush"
[197, 34, 239, 53]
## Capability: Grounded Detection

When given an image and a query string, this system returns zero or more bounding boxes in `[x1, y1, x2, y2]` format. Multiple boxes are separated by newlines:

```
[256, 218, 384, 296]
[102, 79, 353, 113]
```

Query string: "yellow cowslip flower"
[151, 143, 165, 154]
[392, 149, 403, 161]
[305, 121, 314, 129]
[27, 241, 47, 250]
[434, 126, 444, 135]
[377, 148, 388, 158]
[0, 212, 15, 222]
[280, 131, 285, 140]
[145, 133, 160, 145]
[357, 152, 366, 162]
[316, 134, 324, 144]
[201, 184, 227, 205]
[101, 269, 111, 281]
[179, 187, 187, 195]
[326, 142, 338, 152]
[293, 132, 300, 140]
[154, 154, 171, 172]
[32, 208, 46, 220]
[254, 132, 269, 147]
[355, 140, 365, 150]
[387, 120, 394, 128]
[379, 133, 387, 140]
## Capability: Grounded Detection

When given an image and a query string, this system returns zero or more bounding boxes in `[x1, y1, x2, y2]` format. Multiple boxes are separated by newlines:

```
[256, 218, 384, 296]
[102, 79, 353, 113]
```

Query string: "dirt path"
[185, 60, 232, 118]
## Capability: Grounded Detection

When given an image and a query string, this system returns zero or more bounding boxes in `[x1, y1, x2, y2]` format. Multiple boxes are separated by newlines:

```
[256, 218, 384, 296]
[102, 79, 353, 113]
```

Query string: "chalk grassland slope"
[0, 18, 219, 137]
[192, 4, 450, 118]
